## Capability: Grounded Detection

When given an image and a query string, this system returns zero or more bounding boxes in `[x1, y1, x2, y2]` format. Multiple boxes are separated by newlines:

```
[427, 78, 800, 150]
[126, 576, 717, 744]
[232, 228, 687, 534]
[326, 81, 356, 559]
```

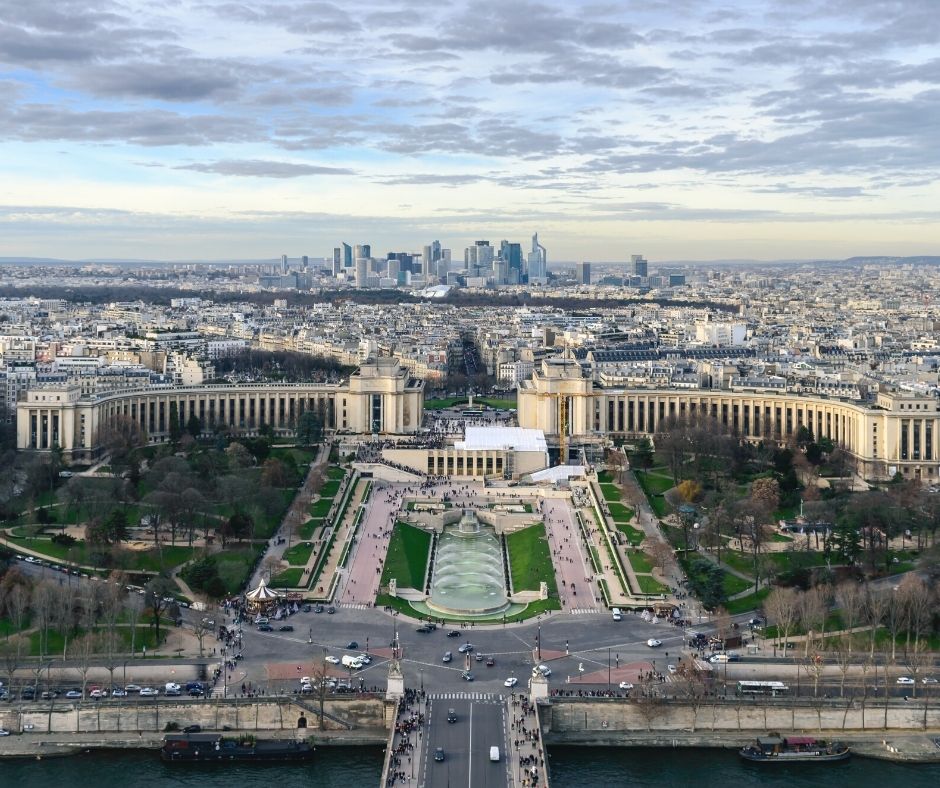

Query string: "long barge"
[161, 733, 315, 762]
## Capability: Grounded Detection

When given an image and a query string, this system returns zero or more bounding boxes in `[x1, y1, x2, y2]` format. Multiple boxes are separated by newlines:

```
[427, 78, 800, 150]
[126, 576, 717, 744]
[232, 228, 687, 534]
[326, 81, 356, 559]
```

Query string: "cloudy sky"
[1, 0, 938, 261]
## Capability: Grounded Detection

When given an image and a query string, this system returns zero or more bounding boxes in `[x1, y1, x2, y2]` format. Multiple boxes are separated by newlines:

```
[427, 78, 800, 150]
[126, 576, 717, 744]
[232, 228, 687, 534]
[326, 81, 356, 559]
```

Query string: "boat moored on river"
[739, 735, 850, 763]
[161, 733, 315, 762]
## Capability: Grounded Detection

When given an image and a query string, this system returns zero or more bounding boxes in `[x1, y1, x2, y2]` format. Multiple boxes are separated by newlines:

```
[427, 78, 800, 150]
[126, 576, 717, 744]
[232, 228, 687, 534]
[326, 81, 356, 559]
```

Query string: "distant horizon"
[1, 1, 938, 259]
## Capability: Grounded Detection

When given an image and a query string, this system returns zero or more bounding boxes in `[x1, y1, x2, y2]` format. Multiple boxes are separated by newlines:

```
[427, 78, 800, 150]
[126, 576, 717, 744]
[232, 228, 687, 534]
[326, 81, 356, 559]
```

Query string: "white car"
[618, 682, 634, 691]
[325, 655, 340, 665]
[532, 664, 552, 677]
[504, 677, 518, 688]
[922, 677, 938, 685]
[89, 688, 108, 699]
[667, 664, 677, 674]
[896, 676, 915, 685]
[0, 728, 10, 736]
[139, 687, 159, 696]
[647, 638, 662, 648]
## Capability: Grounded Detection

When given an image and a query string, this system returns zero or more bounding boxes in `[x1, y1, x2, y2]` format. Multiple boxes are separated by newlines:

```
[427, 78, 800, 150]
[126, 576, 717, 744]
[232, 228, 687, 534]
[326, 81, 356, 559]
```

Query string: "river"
[3, 746, 939, 787]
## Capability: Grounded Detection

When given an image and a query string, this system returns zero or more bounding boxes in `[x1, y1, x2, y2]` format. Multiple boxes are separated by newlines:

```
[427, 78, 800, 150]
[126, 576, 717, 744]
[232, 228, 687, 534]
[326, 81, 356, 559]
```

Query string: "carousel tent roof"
[246, 577, 282, 602]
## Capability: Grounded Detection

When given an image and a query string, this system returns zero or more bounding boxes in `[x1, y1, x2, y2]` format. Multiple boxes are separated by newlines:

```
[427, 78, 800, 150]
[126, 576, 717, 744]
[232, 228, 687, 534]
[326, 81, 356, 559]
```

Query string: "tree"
[261, 457, 289, 488]
[190, 618, 213, 658]
[799, 585, 829, 658]
[630, 438, 654, 470]
[144, 576, 177, 646]
[32, 581, 57, 659]
[74, 631, 102, 700]
[168, 402, 182, 443]
[225, 441, 253, 469]
[186, 413, 202, 439]
[295, 410, 323, 446]
[676, 479, 702, 504]
[674, 659, 709, 732]
[764, 586, 800, 655]
[749, 477, 780, 518]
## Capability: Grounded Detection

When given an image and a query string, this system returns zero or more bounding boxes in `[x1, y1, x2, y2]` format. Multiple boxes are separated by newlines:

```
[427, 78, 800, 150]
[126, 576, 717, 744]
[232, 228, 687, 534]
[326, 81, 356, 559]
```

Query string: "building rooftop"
[455, 426, 548, 453]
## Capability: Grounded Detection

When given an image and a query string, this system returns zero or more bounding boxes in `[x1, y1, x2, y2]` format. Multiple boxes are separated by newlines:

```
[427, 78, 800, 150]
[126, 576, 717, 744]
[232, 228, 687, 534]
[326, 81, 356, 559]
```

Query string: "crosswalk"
[568, 607, 601, 615]
[427, 691, 504, 702]
[337, 602, 370, 610]
[209, 686, 227, 698]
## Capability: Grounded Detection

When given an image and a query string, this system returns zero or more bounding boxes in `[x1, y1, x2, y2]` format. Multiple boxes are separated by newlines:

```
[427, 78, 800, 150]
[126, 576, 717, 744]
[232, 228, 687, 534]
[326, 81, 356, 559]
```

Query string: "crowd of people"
[510, 693, 546, 788]
[384, 688, 425, 786]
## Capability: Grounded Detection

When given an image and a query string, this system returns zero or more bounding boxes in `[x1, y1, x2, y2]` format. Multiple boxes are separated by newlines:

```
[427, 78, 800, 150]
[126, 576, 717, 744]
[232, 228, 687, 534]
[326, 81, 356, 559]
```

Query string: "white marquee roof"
[455, 426, 548, 453]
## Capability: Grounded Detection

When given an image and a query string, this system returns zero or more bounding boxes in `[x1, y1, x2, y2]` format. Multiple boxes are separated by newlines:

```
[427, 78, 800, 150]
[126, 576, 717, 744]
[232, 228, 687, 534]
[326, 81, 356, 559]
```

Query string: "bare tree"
[799, 586, 828, 658]
[898, 574, 933, 657]
[764, 587, 800, 655]
[190, 618, 213, 658]
[126, 591, 144, 657]
[31, 581, 57, 659]
[74, 631, 101, 701]
[0, 635, 27, 699]
[53, 583, 79, 659]
[674, 659, 709, 732]
[863, 588, 889, 659]
[834, 582, 863, 640]
[634, 672, 665, 732]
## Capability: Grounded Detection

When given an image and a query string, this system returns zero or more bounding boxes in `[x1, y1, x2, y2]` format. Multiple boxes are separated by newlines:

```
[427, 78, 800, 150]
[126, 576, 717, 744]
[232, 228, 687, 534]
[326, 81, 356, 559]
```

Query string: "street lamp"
[607, 648, 611, 691]
[537, 624, 541, 662]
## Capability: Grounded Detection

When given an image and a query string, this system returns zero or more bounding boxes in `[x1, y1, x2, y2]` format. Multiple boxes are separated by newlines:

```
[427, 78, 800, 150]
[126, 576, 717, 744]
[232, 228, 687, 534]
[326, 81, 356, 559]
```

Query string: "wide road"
[541, 498, 598, 611]
[420, 692, 510, 788]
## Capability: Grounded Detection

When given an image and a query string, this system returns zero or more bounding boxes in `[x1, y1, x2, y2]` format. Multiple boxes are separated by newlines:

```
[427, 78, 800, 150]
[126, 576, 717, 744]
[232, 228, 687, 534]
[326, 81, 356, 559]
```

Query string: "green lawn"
[597, 471, 614, 484]
[423, 397, 468, 410]
[28, 625, 165, 657]
[270, 568, 305, 588]
[327, 466, 346, 481]
[269, 447, 317, 466]
[214, 548, 262, 595]
[635, 574, 669, 594]
[506, 523, 557, 594]
[615, 522, 646, 545]
[319, 479, 341, 499]
[381, 522, 432, 589]
[767, 550, 828, 572]
[599, 483, 621, 502]
[724, 587, 772, 615]
[771, 533, 794, 543]
[722, 572, 754, 597]
[298, 517, 324, 540]
[634, 470, 674, 496]
[6, 537, 195, 572]
[627, 551, 654, 574]
[309, 497, 335, 519]
[721, 550, 755, 577]
[607, 502, 635, 521]
[478, 397, 516, 410]
[283, 541, 314, 566]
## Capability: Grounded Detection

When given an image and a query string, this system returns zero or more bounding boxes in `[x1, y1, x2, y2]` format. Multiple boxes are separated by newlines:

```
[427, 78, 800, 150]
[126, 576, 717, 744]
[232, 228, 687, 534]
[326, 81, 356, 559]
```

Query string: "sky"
[0, 0, 938, 262]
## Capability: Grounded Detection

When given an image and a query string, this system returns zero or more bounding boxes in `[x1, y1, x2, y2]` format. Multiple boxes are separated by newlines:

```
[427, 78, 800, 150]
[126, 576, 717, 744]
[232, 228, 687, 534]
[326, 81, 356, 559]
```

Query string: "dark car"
[446, 630, 461, 638]
[434, 748, 445, 762]
[447, 709, 457, 723]
[188, 687, 204, 697]
[416, 625, 433, 633]
[485, 656, 495, 667]
[314, 604, 323, 613]
[461, 671, 474, 682]
[302, 605, 312, 612]
[279, 625, 294, 632]
[258, 624, 274, 632]
[183, 724, 201, 733]
[21, 687, 37, 700]
[346, 641, 359, 650]
[327, 607, 335, 615]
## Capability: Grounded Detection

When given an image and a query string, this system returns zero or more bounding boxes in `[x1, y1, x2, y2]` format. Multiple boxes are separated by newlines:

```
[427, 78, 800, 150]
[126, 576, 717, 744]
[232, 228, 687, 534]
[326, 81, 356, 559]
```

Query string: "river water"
[4, 746, 940, 787]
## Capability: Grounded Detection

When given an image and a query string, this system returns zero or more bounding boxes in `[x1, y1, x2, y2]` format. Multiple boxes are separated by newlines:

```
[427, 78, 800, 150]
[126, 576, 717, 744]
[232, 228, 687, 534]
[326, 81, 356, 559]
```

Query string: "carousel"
[245, 577, 283, 614]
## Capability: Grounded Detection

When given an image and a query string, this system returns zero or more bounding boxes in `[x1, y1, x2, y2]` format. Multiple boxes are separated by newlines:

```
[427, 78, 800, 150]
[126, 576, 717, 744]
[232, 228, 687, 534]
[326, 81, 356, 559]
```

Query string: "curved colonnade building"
[16, 357, 423, 461]
[518, 356, 940, 482]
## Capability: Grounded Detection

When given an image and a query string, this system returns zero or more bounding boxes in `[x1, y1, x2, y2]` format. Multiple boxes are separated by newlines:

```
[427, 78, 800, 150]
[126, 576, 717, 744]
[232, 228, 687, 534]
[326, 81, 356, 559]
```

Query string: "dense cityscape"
[2, 0, 940, 787]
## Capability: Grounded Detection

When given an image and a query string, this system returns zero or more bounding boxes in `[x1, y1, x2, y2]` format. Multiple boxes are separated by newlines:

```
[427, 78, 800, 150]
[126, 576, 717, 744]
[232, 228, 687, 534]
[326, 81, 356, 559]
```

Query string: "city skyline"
[1, 0, 939, 260]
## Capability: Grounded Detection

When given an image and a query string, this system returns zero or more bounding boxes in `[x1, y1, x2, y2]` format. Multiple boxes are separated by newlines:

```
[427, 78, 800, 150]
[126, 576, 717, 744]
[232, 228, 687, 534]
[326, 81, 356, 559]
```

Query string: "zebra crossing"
[568, 607, 601, 615]
[337, 602, 370, 610]
[427, 691, 504, 702]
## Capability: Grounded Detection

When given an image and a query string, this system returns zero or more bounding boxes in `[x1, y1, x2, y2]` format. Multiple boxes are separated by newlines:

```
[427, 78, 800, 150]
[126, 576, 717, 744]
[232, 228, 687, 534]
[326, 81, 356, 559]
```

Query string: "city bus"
[736, 680, 789, 697]
[462, 408, 484, 417]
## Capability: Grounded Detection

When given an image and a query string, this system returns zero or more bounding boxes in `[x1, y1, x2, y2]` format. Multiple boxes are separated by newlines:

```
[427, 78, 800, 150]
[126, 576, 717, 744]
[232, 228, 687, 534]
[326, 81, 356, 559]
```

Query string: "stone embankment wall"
[0, 697, 388, 736]
[544, 697, 940, 739]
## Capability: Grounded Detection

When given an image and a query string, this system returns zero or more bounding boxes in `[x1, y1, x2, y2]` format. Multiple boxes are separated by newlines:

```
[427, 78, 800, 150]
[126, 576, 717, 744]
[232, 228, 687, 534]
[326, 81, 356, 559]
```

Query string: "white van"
[489, 746, 500, 762]
[709, 653, 729, 664]
[611, 607, 622, 622]
[341, 655, 364, 670]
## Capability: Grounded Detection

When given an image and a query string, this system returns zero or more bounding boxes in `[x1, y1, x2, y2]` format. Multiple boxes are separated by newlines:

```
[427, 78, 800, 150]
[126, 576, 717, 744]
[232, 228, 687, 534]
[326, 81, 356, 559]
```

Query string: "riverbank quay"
[0, 728, 386, 759]
[542, 729, 940, 763]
